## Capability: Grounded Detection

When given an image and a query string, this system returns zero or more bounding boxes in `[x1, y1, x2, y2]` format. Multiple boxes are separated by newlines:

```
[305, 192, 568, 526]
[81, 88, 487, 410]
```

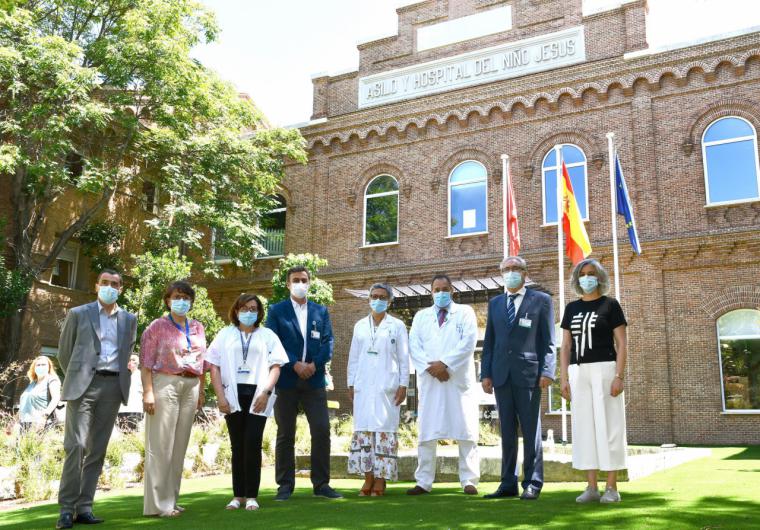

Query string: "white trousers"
[143, 373, 199, 515]
[569, 361, 627, 471]
[414, 439, 479, 491]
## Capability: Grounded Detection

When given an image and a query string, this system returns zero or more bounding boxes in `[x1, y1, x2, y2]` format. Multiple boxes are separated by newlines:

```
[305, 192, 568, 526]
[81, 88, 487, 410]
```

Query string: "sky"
[192, 0, 760, 127]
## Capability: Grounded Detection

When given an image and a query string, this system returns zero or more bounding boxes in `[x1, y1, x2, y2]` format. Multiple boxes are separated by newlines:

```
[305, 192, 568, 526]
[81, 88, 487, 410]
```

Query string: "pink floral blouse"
[140, 316, 207, 376]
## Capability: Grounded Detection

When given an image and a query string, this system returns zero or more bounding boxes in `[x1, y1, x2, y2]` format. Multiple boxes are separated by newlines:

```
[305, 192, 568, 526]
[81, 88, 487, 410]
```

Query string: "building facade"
[209, 0, 760, 445]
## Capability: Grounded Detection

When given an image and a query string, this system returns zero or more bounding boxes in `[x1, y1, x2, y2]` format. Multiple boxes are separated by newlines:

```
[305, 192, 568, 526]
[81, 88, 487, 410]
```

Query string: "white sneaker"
[600, 487, 621, 503]
[576, 486, 601, 503]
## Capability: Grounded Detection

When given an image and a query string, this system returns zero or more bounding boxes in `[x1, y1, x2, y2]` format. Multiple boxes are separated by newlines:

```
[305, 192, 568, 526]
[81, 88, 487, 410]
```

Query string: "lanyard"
[239, 330, 253, 364]
[168, 314, 192, 351]
[368, 314, 385, 351]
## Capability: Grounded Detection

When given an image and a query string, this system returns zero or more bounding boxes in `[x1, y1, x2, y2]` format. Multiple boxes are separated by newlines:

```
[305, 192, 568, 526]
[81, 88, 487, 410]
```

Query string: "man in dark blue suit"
[266, 266, 342, 500]
[481, 256, 556, 500]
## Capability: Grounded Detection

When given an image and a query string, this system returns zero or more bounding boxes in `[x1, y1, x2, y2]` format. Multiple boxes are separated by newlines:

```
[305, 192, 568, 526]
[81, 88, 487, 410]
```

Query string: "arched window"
[449, 161, 488, 236]
[717, 309, 760, 411]
[261, 194, 287, 256]
[702, 116, 760, 205]
[542, 144, 588, 225]
[364, 175, 399, 246]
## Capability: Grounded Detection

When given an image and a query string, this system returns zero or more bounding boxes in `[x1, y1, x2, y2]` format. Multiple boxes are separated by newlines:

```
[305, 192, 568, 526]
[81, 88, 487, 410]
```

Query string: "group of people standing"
[49, 256, 629, 529]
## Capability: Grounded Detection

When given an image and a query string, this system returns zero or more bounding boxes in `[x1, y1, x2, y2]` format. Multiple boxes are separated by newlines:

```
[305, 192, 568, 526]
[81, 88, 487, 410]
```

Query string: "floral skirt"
[347, 431, 399, 481]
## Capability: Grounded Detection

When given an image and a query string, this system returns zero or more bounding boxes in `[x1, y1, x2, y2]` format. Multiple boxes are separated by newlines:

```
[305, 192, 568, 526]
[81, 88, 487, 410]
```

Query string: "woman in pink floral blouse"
[140, 281, 206, 517]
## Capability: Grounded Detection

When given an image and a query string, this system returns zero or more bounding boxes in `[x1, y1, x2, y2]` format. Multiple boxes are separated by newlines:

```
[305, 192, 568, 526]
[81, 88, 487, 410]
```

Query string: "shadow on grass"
[3, 485, 760, 530]
[722, 446, 760, 460]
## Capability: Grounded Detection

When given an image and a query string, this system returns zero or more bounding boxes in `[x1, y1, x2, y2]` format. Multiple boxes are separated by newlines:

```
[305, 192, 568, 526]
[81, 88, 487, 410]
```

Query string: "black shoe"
[520, 485, 541, 500]
[274, 490, 292, 501]
[313, 484, 343, 499]
[74, 512, 104, 524]
[55, 513, 73, 529]
[483, 486, 519, 499]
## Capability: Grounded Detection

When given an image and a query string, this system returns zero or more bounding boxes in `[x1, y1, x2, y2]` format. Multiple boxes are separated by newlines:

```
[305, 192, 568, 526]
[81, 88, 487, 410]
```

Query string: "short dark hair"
[96, 268, 122, 285]
[228, 293, 264, 328]
[430, 273, 452, 287]
[286, 265, 310, 281]
[163, 281, 195, 310]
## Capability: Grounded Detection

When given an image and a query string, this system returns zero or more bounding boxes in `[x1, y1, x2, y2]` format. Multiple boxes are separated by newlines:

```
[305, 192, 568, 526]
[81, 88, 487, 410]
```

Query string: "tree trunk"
[0, 288, 30, 408]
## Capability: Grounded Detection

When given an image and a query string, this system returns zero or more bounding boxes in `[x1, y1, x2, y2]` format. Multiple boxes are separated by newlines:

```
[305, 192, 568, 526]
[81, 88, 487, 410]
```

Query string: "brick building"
[209, 0, 760, 445]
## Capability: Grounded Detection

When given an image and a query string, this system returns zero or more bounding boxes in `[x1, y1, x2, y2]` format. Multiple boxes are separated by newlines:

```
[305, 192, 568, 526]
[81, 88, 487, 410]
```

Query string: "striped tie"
[506, 294, 517, 328]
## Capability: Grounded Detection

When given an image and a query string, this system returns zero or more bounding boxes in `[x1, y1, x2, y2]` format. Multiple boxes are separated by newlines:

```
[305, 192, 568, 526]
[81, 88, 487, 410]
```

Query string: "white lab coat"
[206, 325, 288, 417]
[347, 313, 410, 432]
[409, 302, 479, 442]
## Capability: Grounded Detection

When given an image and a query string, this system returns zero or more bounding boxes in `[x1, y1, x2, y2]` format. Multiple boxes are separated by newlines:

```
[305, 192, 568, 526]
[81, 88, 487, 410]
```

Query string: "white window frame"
[141, 182, 161, 215]
[211, 228, 232, 264]
[716, 309, 760, 414]
[541, 144, 589, 226]
[253, 194, 288, 260]
[363, 174, 400, 247]
[701, 116, 760, 207]
[447, 160, 489, 238]
[50, 242, 79, 289]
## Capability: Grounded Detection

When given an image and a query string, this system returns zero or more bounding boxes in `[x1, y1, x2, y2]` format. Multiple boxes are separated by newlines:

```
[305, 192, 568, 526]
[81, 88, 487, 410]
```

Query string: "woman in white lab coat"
[347, 283, 410, 496]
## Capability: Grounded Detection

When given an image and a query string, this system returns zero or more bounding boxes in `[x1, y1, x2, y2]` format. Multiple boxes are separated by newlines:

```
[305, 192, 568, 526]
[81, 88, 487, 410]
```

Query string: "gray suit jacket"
[57, 301, 138, 404]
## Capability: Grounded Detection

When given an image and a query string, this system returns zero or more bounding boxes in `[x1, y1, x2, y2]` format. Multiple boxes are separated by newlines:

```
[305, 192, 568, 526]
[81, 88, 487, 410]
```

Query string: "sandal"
[359, 478, 374, 497]
[159, 509, 181, 517]
[245, 498, 259, 511]
[225, 498, 242, 510]
[174, 505, 186, 513]
[371, 479, 386, 497]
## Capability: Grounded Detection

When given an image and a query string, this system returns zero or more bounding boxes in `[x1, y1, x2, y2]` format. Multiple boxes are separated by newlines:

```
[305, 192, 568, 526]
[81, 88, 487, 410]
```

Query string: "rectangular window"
[212, 228, 231, 263]
[141, 182, 160, 214]
[721, 337, 760, 410]
[50, 243, 79, 289]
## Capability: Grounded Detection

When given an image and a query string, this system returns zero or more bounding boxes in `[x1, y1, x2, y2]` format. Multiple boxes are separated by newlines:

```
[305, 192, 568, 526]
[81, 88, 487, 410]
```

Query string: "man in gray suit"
[56, 269, 137, 529]
[480, 256, 555, 501]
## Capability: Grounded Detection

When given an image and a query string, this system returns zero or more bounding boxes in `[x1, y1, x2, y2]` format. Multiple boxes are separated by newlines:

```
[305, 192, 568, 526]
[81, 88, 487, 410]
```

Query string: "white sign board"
[417, 6, 512, 52]
[358, 26, 586, 109]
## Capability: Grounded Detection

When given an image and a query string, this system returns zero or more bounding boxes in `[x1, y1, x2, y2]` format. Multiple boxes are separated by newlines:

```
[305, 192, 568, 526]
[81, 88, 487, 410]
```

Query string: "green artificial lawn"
[1, 446, 758, 530]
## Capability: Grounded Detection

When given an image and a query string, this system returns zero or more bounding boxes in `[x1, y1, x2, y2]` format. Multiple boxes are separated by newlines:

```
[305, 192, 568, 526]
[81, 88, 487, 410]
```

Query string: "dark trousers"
[274, 379, 330, 493]
[225, 384, 268, 498]
[494, 380, 544, 491]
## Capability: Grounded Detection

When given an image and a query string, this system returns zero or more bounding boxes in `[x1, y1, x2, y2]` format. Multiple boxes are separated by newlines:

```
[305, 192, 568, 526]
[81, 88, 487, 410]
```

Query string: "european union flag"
[615, 155, 641, 254]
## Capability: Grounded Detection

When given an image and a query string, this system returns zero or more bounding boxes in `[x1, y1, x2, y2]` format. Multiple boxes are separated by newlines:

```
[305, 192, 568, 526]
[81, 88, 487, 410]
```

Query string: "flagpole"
[606, 132, 620, 300]
[556, 145, 567, 444]
[501, 154, 509, 259]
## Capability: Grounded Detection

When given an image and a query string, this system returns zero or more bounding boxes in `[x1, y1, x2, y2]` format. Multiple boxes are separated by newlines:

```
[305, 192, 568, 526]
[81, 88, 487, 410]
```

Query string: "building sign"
[358, 26, 586, 108]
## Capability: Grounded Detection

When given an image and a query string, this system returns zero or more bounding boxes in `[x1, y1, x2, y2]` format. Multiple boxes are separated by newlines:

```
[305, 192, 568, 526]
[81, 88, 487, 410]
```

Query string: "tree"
[121, 247, 223, 340]
[270, 254, 334, 307]
[0, 1, 307, 366]
[0, 219, 31, 318]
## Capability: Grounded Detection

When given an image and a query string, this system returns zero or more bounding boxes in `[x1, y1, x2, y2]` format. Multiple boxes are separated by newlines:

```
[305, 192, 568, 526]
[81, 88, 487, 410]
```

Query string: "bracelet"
[615, 374, 624, 381]
[265, 390, 273, 396]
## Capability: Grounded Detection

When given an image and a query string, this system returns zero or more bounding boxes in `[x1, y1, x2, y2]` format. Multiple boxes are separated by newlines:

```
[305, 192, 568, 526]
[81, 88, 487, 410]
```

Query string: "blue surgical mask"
[171, 299, 191, 316]
[579, 275, 599, 294]
[34, 365, 49, 378]
[503, 271, 523, 290]
[433, 291, 451, 308]
[369, 299, 388, 314]
[98, 285, 119, 305]
[238, 311, 258, 327]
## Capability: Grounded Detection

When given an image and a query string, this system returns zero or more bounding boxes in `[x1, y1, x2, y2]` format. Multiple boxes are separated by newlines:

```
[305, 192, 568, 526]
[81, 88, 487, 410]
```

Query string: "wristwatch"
[265, 389, 273, 396]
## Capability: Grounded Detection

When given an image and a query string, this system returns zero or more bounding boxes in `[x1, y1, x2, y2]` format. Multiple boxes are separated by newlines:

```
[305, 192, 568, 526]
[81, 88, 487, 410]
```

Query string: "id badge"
[310, 330, 321, 339]
[367, 349, 378, 356]
[237, 365, 251, 374]
[519, 317, 532, 328]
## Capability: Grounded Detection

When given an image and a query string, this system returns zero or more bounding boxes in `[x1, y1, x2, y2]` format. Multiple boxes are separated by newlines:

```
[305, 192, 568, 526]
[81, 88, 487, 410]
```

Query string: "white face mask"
[290, 282, 309, 299]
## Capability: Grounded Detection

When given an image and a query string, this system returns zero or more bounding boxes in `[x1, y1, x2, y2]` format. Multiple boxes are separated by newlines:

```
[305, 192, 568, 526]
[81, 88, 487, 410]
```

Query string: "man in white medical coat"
[407, 274, 480, 495]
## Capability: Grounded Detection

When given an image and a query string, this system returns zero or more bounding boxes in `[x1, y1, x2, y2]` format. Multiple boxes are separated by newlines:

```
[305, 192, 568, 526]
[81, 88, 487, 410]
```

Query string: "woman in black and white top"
[207, 293, 288, 512]
[560, 258, 628, 504]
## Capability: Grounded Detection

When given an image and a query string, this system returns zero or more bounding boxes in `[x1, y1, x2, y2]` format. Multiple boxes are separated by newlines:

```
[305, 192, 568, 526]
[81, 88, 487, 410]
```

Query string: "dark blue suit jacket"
[480, 288, 556, 388]
[266, 298, 333, 389]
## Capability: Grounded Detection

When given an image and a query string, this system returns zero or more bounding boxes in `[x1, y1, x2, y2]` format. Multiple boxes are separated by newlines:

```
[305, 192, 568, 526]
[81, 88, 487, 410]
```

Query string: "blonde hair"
[27, 356, 58, 383]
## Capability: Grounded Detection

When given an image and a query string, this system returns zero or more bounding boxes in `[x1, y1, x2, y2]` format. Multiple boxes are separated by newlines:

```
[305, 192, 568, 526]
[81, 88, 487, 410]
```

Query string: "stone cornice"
[300, 33, 760, 152]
